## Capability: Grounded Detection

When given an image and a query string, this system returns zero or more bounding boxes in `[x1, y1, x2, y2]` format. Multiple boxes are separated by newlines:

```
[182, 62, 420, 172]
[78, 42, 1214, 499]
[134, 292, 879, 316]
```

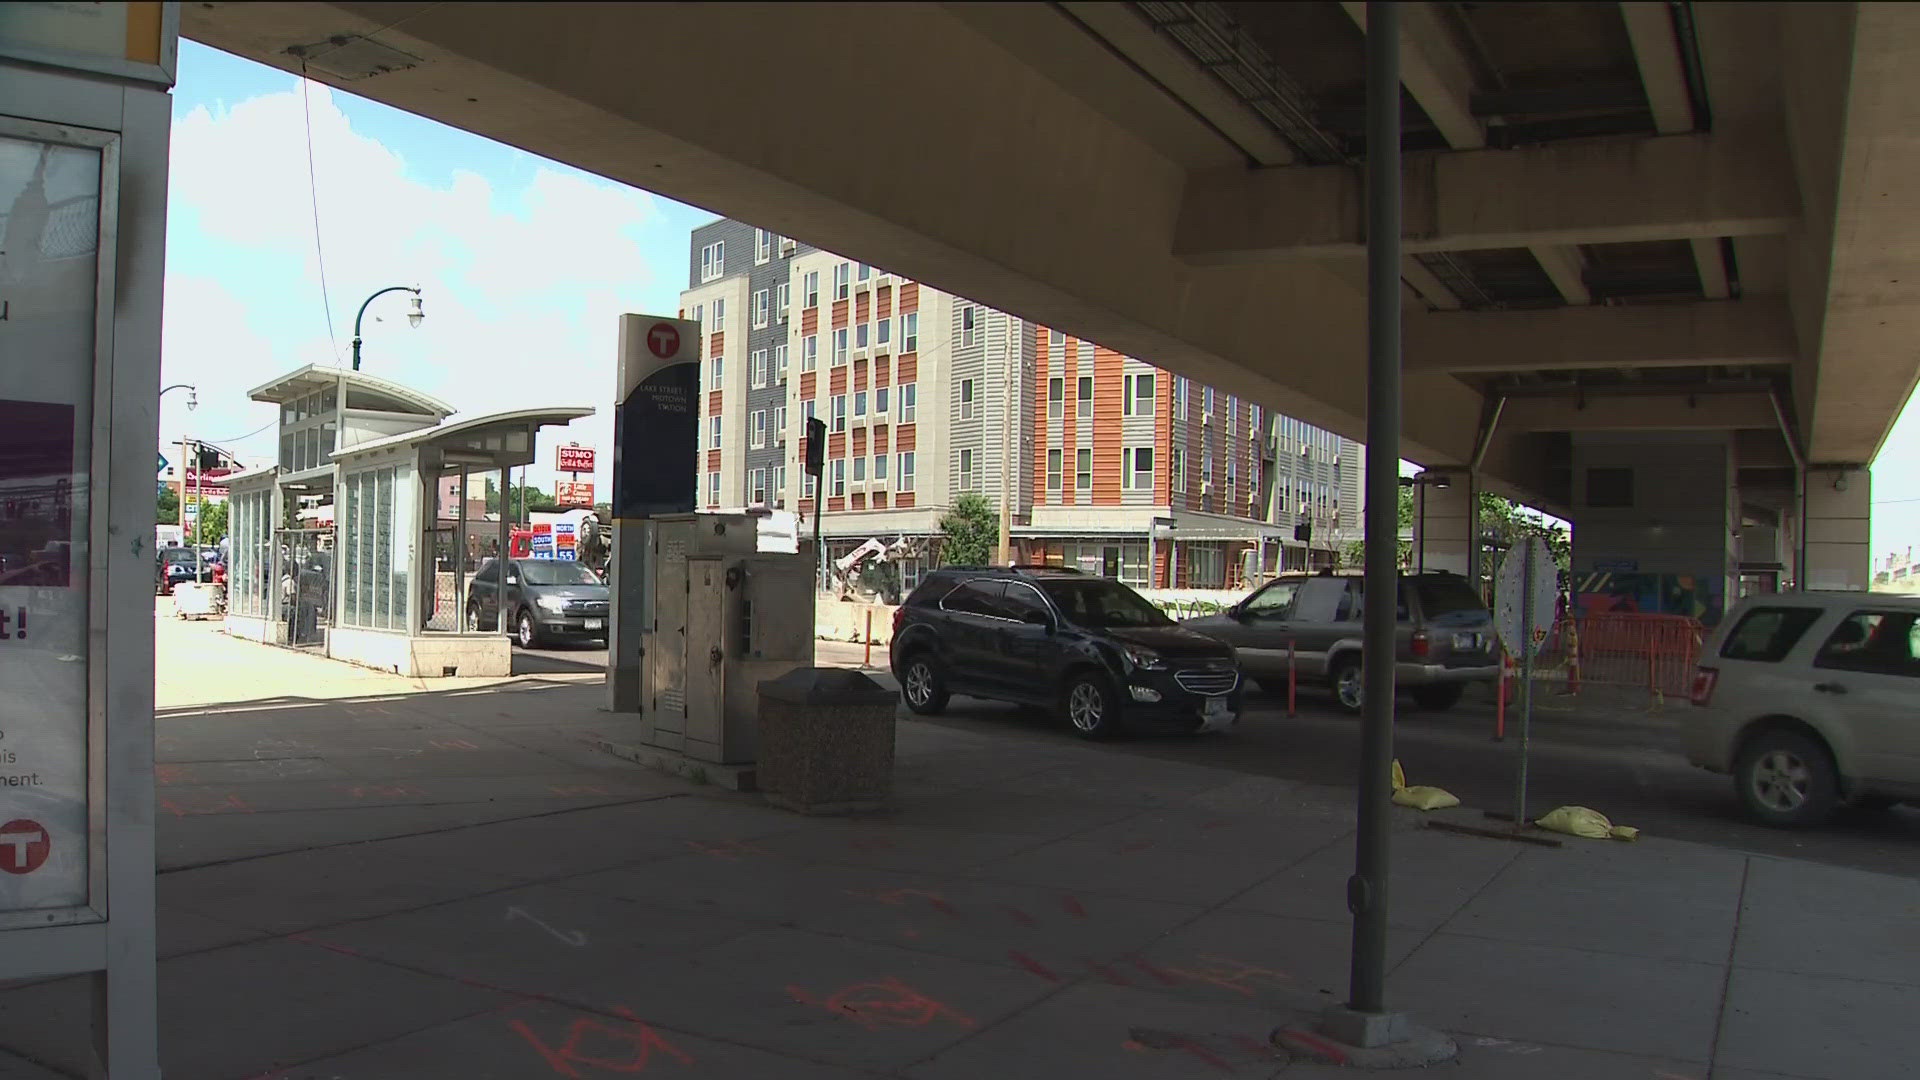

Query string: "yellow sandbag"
[1535, 805, 1639, 841]
[1392, 759, 1407, 791]
[1392, 785, 1460, 811]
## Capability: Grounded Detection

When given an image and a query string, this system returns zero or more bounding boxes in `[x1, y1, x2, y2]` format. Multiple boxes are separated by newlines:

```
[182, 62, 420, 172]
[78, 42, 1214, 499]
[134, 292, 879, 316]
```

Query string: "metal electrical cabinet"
[638, 514, 814, 764]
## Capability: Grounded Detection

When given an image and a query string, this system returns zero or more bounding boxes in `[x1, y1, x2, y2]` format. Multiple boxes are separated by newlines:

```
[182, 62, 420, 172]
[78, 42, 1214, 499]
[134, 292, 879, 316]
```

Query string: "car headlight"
[535, 595, 568, 613]
[1121, 644, 1165, 671]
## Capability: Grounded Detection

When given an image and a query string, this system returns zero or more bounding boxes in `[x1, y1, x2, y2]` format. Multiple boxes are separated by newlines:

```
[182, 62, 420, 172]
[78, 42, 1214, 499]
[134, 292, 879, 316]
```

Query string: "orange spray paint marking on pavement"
[1163, 957, 1290, 996]
[430, 738, 481, 751]
[683, 839, 766, 860]
[1008, 951, 1062, 983]
[787, 977, 974, 1031]
[508, 1007, 694, 1077]
[844, 887, 956, 917]
[1061, 894, 1088, 918]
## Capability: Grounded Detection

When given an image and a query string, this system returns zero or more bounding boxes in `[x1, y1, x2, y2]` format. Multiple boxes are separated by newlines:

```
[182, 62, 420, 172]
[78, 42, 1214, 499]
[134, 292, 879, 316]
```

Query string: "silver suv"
[1688, 591, 1920, 826]
[1183, 570, 1499, 712]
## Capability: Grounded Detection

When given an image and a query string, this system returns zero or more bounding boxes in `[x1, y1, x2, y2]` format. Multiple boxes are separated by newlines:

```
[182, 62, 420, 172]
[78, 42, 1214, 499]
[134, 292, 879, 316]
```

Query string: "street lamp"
[1399, 471, 1451, 573]
[350, 285, 424, 371]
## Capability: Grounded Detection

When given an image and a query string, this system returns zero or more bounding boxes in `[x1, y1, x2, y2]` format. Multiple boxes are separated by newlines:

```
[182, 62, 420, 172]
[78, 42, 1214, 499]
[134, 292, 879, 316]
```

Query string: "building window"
[1225, 454, 1236, 491]
[856, 322, 869, 349]
[1049, 377, 1063, 416]
[832, 394, 847, 432]
[755, 228, 771, 264]
[803, 271, 819, 308]
[750, 349, 767, 388]
[899, 382, 917, 423]
[877, 317, 891, 346]
[773, 343, 789, 383]
[1075, 448, 1092, 492]
[1124, 373, 1155, 416]
[1250, 404, 1262, 435]
[708, 471, 721, 506]
[700, 241, 724, 282]
[960, 378, 976, 420]
[854, 390, 867, 418]
[712, 298, 725, 331]
[772, 464, 786, 505]
[833, 329, 849, 365]
[773, 404, 788, 442]
[710, 355, 724, 390]
[776, 282, 791, 323]
[802, 335, 818, 372]
[874, 453, 888, 481]
[1203, 449, 1214, 487]
[898, 452, 916, 492]
[709, 415, 723, 450]
[832, 458, 846, 497]
[875, 385, 890, 415]
[834, 262, 850, 300]
[961, 305, 978, 346]
[959, 448, 976, 491]
[750, 410, 767, 448]
[804, 472, 816, 499]
[1123, 446, 1154, 490]
[1077, 376, 1093, 418]
[1047, 449, 1063, 493]
[903, 312, 918, 352]
[1174, 376, 1187, 414]
[1202, 386, 1214, 414]
[750, 467, 767, 504]
[1171, 447, 1186, 492]
[690, 303, 704, 328]
[753, 289, 769, 328]
[853, 455, 866, 482]
[1226, 395, 1237, 436]
[858, 262, 872, 282]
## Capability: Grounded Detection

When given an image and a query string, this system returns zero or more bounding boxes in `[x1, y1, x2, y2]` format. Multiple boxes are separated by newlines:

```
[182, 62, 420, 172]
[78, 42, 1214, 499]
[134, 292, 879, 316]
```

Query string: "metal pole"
[1417, 482, 1426, 573]
[998, 322, 1013, 566]
[1349, 0, 1400, 1019]
[498, 467, 512, 641]
[455, 467, 469, 631]
[191, 439, 202, 582]
[1515, 540, 1536, 828]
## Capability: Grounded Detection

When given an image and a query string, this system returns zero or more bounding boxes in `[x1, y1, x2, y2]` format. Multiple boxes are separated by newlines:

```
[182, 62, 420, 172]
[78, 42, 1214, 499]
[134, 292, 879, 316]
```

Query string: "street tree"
[938, 492, 998, 567]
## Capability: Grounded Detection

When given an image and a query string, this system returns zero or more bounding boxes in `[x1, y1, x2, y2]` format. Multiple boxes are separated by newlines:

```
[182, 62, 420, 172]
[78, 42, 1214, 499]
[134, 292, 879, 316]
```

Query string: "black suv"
[889, 567, 1243, 738]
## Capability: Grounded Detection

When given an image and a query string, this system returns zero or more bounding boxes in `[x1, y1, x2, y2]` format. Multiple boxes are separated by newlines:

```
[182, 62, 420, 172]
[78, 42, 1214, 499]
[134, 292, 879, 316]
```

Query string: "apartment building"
[681, 219, 1360, 590]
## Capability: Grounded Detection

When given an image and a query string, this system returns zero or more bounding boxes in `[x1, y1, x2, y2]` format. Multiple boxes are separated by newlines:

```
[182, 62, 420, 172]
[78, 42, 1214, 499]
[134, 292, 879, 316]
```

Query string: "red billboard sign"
[556, 445, 595, 473]
[555, 481, 595, 507]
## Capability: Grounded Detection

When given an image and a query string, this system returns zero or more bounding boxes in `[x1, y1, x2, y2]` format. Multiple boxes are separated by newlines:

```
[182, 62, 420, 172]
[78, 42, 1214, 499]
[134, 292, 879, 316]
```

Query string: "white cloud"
[161, 80, 669, 494]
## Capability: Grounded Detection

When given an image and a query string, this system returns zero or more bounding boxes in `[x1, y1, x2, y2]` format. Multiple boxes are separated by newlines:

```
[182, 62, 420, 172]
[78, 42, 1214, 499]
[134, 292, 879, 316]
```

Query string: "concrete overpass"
[187, 1, 1920, 599]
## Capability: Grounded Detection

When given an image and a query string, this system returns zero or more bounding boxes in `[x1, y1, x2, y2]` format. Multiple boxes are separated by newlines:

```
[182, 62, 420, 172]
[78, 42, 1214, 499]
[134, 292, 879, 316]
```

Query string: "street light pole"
[350, 285, 424, 371]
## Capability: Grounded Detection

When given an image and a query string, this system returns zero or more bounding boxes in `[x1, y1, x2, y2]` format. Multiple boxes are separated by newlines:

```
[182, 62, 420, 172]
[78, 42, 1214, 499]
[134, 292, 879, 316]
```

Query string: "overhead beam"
[1529, 245, 1592, 305]
[1341, 2, 1484, 148]
[1400, 255, 1462, 310]
[1621, 2, 1732, 302]
[1405, 298, 1796, 374]
[1177, 132, 1797, 264]
[1504, 392, 1779, 432]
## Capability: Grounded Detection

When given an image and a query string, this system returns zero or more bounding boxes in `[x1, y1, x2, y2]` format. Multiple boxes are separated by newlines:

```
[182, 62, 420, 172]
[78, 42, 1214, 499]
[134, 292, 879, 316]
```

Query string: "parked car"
[466, 557, 611, 648]
[1687, 591, 1920, 827]
[155, 546, 214, 595]
[889, 567, 1242, 739]
[1182, 569, 1499, 713]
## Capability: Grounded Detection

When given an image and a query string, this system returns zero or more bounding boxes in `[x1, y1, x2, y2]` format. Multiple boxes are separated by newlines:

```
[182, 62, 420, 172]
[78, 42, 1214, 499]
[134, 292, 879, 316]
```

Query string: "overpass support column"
[1409, 472, 1474, 577]
[1802, 466, 1871, 592]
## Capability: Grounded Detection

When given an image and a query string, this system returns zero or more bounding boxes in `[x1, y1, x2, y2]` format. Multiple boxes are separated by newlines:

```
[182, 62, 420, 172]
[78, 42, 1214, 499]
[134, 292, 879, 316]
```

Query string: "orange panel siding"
[854, 359, 868, 392]
[800, 372, 817, 400]
[799, 498, 815, 516]
[1092, 349, 1125, 505]
[873, 429, 889, 454]
[852, 493, 865, 511]
[896, 425, 916, 452]
[829, 497, 846, 512]
[706, 449, 721, 471]
[709, 331, 723, 357]
[1156, 370, 1173, 505]
[832, 300, 849, 331]
[899, 283, 919, 313]
[1059, 334, 1077, 505]
[1153, 545, 1170, 590]
[875, 362, 891, 388]
[875, 285, 891, 311]
[873, 492, 889, 509]
[855, 293, 871, 324]
[829, 433, 846, 458]
[802, 309, 818, 336]
[1032, 333, 1050, 501]
[897, 355, 917, 383]
[896, 493, 915, 508]
[852, 430, 867, 456]
[829, 369, 847, 396]
[708, 391, 723, 416]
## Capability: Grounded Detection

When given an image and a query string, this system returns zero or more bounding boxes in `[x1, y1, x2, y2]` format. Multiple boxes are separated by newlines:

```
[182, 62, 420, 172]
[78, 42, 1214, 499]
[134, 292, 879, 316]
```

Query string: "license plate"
[583, 618, 604, 630]
[1204, 696, 1230, 718]
[1200, 695, 1235, 732]
[1453, 633, 1479, 651]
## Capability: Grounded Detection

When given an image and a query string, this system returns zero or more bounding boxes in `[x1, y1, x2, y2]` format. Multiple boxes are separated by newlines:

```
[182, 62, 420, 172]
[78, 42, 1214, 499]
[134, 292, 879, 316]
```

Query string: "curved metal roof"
[246, 364, 455, 418]
[330, 406, 595, 460]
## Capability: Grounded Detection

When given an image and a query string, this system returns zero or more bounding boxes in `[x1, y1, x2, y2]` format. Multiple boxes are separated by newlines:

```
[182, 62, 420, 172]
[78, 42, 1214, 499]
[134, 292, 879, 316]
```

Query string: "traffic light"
[804, 417, 827, 477]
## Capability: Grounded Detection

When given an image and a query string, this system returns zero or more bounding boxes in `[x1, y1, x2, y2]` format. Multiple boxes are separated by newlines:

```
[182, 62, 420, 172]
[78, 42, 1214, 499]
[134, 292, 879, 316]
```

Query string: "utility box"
[638, 513, 814, 765]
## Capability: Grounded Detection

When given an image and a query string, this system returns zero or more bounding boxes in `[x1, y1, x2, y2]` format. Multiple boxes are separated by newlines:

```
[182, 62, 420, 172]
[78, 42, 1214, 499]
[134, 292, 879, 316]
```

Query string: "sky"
[160, 41, 1920, 556]
[159, 41, 715, 499]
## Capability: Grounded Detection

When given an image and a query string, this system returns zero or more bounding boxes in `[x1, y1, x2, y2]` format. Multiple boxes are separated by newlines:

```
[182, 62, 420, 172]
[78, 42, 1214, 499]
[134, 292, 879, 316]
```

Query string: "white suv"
[1688, 592, 1920, 826]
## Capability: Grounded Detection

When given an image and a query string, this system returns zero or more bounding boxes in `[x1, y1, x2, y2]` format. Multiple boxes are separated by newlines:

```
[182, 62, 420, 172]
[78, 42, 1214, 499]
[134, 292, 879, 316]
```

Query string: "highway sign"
[1494, 537, 1557, 658]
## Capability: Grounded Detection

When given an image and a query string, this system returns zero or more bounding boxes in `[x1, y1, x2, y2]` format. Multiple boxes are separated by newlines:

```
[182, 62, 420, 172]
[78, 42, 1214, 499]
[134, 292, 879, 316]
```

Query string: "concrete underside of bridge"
[187, 2, 1920, 595]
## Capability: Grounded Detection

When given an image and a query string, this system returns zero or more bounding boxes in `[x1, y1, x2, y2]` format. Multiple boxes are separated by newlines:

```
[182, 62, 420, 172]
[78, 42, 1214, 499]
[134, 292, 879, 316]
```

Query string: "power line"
[1874, 496, 1920, 505]
[298, 63, 341, 362]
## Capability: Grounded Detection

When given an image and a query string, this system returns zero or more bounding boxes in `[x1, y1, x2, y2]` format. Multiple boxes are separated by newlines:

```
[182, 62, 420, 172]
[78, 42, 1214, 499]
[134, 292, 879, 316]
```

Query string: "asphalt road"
[919, 682, 1920, 879]
[507, 638, 1920, 877]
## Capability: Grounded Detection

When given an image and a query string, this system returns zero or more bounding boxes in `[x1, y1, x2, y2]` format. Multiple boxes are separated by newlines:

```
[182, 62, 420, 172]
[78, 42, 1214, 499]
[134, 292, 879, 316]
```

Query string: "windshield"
[1040, 578, 1172, 628]
[162, 549, 198, 565]
[519, 560, 602, 587]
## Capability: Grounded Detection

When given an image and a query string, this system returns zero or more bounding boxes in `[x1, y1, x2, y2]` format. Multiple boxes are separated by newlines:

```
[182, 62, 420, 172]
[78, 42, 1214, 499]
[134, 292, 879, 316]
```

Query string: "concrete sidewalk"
[0, 679, 1913, 1079]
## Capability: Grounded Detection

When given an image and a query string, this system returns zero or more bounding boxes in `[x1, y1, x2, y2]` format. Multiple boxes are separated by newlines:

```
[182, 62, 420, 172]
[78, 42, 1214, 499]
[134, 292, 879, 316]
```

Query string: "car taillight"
[1410, 630, 1430, 659]
[1691, 666, 1718, 706]
[892, 607, 905, 634]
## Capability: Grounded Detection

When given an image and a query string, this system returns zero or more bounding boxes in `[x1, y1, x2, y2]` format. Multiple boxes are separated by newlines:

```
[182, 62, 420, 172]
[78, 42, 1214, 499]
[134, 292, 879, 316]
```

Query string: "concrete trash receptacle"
[757, 667, 897, 814]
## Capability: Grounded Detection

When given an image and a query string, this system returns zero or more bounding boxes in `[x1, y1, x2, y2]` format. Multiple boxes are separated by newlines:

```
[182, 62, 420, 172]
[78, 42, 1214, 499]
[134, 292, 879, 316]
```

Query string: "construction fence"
[1517, 611, 1706, 704]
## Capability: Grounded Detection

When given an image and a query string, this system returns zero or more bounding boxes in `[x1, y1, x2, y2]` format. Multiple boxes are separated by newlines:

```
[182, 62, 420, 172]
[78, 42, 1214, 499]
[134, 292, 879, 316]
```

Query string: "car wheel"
[1735, 728, 1839, 828]
[466, 602, 491, 632]
[1331, 657, 1364, 714]
[900, 653, 950, 715]
[1411, 683, 1464, 711]
[516, 608, 541, 649]
[1062, 672, 1120, 740]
